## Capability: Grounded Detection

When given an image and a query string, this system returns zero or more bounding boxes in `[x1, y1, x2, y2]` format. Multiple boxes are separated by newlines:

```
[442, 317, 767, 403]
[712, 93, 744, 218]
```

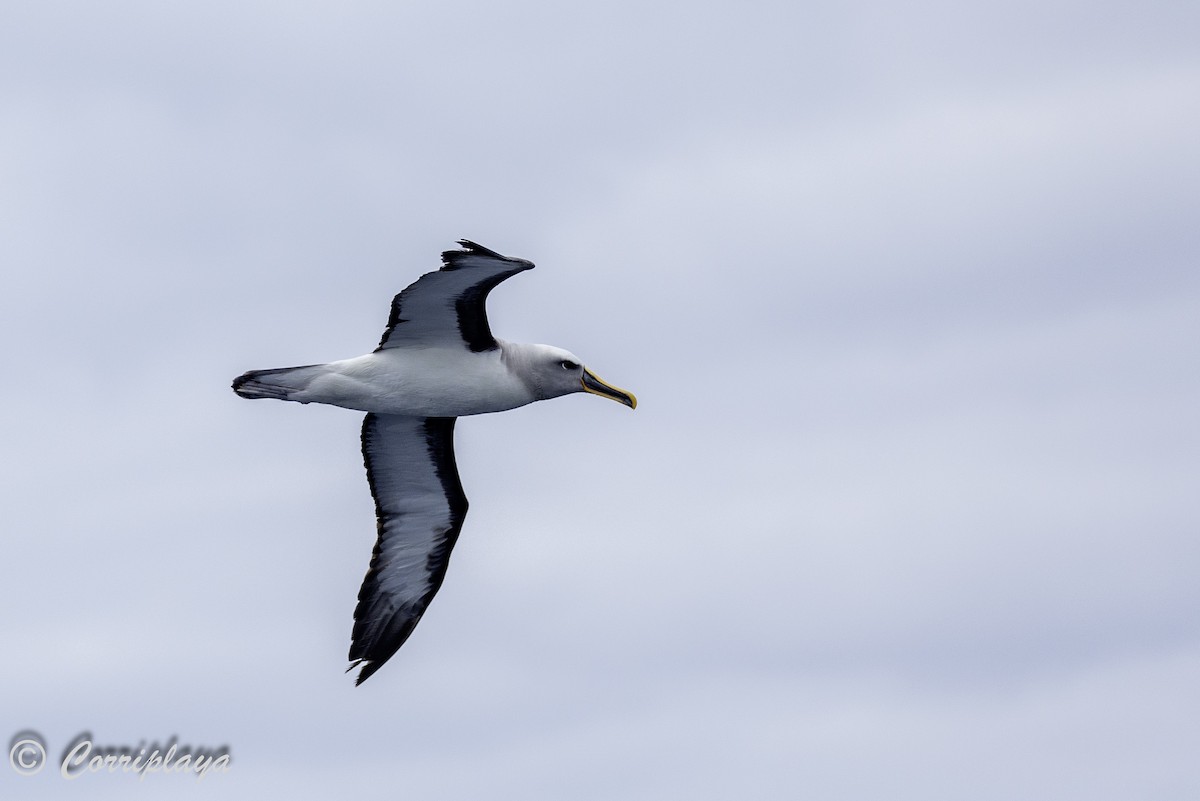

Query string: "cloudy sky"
[2, 0, 1198, 798]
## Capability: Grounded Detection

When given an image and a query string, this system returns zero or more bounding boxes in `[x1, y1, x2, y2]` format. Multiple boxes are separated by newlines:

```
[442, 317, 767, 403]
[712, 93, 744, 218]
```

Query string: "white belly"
[296, 347, 536, 416]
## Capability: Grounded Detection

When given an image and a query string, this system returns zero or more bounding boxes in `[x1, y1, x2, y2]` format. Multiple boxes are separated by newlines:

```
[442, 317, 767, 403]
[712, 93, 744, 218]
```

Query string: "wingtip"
[347, 658, 382, 686]
[441, 240, 535, 270]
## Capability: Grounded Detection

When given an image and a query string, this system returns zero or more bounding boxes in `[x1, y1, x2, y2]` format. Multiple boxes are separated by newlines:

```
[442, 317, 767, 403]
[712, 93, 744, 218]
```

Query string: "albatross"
[232, 240, 636, 684]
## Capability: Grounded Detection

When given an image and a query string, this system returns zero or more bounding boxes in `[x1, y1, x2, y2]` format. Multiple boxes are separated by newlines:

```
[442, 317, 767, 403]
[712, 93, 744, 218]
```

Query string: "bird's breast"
[305, 348, 537, 417]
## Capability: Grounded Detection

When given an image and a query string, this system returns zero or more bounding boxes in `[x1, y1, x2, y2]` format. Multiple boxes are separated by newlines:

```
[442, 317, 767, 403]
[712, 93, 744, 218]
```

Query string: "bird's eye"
[560, 360, 580, 370]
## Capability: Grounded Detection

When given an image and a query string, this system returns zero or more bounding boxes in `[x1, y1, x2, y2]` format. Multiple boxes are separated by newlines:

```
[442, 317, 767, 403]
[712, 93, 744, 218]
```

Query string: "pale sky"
[2, 1, 1198, 798]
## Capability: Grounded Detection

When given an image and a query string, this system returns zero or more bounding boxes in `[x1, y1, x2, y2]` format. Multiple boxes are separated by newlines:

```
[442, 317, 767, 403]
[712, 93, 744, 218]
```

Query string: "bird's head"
[519, 344, 637, 409]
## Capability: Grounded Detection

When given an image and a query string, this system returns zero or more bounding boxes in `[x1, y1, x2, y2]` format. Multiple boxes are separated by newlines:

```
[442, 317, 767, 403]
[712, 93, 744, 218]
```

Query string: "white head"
[504, 343, 637, 408]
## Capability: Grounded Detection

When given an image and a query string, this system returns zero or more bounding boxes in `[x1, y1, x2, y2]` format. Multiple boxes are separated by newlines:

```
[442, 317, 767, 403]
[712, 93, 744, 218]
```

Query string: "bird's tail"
[232, 364, 326, 402]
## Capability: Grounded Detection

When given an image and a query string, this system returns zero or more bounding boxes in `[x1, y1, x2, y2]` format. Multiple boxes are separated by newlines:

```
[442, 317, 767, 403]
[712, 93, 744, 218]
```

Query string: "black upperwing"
[375, 240, 534, 353]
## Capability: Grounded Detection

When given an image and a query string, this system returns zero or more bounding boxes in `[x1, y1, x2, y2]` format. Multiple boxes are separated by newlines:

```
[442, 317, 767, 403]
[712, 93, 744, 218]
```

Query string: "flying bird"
[233, 240, 636, 684]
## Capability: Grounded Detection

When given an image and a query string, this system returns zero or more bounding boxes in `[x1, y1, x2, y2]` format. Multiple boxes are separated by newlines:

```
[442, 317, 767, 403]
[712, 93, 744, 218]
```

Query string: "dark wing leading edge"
[376, 240, 534, 353]
[349, 413, 469, 684]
